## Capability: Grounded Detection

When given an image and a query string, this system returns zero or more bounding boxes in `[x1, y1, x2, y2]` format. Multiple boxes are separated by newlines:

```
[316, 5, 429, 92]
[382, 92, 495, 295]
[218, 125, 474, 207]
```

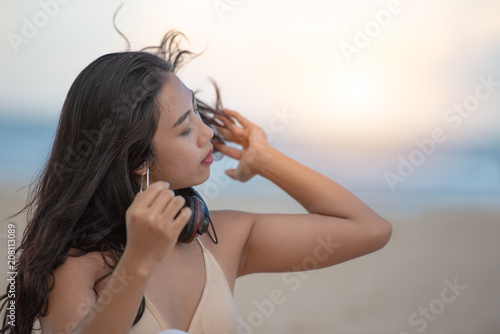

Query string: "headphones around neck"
[140, 165, 218, 245]
[174, 187, 218, 244]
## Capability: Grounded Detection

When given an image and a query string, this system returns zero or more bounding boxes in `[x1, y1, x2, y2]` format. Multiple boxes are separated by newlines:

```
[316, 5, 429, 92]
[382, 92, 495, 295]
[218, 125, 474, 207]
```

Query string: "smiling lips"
[201, 148, 214, 165]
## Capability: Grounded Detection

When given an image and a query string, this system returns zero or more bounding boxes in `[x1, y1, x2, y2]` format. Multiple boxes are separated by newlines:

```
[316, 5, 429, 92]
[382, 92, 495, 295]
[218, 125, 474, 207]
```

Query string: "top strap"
[196, 237, 206, 250]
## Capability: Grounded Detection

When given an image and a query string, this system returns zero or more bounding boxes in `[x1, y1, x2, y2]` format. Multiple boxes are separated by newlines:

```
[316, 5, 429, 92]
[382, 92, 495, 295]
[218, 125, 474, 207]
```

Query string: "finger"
[138, 181, 172, 208]
[129, 190, 145, 211]
[162, 195, 187, 220]
[225, 169, 237, 180]
[227, 168, 253, 182]
[213, 142, 243, 160]
[214, 113, 236, 128]
[215, 112, 248, 135]
[216, 125, 236, 141]
[148, 187, 177, 216]
[170, 207, 192, 236]
[223, 109, 252, 128]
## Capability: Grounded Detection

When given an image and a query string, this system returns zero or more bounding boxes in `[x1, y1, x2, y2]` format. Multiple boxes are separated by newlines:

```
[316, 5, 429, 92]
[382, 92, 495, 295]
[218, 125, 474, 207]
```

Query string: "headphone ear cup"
[178, 196, 200, 243]
[174, 187, 215, 244]
[197, 200, 210, 234]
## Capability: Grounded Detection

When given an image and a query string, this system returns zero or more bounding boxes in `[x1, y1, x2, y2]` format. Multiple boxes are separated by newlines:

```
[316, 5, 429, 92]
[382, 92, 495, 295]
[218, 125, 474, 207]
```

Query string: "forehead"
[156, 74, 193, 124]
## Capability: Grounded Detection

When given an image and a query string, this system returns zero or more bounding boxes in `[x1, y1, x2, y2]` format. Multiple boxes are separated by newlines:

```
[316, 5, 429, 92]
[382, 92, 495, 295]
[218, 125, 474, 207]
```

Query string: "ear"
[135, 162, 148, 176]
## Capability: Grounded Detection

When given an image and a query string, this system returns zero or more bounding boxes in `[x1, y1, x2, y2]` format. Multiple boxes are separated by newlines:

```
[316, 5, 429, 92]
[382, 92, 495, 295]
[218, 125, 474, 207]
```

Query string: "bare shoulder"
[203, 210, 256, 285]
[208, 209, 256, 247]
[41, 251, 112, 332]
[52, 250, 110, 285]
[210, 209, 255, 228]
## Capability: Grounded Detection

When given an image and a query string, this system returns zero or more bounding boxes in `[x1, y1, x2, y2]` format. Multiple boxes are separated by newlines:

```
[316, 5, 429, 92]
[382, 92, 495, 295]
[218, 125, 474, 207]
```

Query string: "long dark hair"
[0, 31, 226, 334]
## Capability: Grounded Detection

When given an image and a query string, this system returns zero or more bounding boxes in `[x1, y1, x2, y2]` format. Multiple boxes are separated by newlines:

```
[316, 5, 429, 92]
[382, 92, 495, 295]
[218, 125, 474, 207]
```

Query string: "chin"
[181, 170, 211, 189]
[196, 172, 211, 187]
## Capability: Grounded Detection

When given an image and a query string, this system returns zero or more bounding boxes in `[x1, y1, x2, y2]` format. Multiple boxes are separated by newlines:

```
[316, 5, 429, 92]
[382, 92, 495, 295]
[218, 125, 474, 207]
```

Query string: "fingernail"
[165, 182, 170, 187]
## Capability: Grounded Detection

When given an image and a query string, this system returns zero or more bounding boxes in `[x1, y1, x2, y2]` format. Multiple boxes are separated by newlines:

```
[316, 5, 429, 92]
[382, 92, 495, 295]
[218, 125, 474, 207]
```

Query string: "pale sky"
[1, 0, 500, 152]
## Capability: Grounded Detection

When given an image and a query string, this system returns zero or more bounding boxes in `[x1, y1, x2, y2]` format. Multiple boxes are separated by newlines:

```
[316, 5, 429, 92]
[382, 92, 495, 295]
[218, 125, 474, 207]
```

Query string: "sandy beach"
[1, 184, 499, 334]
[234, 208, 500, 334]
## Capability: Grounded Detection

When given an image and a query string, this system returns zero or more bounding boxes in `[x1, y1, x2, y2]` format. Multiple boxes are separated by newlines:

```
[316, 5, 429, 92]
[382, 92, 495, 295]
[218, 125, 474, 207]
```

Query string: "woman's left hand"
[212, 109, 269, 182]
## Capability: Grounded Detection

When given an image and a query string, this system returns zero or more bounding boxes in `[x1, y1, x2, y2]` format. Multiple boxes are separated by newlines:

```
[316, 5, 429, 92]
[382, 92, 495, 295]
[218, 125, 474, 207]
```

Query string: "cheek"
[156, 140, 197, 172]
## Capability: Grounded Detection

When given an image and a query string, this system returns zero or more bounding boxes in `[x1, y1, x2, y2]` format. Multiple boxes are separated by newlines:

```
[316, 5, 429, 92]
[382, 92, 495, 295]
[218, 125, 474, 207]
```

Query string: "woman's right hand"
[42, 181, 190, 334]
[124, 181, 191, 275]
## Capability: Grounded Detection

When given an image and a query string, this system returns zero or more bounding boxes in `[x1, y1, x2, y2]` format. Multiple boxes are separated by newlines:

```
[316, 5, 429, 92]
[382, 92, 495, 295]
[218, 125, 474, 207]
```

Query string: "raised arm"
[212, 109, 392, 276]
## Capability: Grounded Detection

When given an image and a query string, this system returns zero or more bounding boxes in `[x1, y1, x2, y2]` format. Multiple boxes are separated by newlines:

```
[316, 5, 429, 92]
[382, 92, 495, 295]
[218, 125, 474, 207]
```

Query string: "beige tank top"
[129, 238, 242, 334]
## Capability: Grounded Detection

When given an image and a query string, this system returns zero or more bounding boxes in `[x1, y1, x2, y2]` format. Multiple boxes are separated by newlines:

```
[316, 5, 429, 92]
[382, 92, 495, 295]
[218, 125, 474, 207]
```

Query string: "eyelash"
[181, 127, 193, 136]
[180, 107, 199, 136]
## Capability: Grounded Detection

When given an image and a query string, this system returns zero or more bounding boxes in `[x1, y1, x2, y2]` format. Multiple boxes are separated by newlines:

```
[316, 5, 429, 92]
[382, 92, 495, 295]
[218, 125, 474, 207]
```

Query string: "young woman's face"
[148, 73, 214, 190]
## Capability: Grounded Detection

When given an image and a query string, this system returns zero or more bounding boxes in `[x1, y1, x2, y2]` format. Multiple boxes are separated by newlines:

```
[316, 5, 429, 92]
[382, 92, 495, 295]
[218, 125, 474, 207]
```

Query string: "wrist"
[250, 144, 280, 177]
[118, 248, 155, 281]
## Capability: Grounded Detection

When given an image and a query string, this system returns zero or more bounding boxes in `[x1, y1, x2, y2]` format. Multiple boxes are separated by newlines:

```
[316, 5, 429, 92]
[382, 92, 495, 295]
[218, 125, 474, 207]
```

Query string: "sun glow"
[308, 64, 410, 147]
[328, 67, 385, 120]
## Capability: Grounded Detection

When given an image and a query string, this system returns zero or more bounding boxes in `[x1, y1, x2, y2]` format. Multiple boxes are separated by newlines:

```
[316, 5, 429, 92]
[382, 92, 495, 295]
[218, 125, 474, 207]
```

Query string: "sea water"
[1, 116, 499, 215]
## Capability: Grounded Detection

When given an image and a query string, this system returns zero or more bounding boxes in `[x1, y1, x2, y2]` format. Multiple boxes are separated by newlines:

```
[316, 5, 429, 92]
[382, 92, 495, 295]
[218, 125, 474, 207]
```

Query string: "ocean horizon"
[1, 115, 499, 217]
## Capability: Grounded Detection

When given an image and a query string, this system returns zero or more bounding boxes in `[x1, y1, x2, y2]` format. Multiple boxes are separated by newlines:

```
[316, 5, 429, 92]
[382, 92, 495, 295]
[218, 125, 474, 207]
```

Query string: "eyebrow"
[173, 90, 195, 128]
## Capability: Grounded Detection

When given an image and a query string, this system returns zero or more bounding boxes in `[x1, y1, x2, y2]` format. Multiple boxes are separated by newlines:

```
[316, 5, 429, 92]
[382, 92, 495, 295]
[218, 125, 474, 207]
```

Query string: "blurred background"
[1, 0, 499, 333]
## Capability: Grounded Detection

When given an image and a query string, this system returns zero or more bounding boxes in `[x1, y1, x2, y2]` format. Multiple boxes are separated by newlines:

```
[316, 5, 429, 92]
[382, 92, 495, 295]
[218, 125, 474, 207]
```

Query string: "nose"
[198, 119, 214, 146]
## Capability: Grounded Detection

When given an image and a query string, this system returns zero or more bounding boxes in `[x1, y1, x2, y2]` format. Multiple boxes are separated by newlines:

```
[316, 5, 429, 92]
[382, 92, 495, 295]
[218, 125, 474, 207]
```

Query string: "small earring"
[140, 164, 150, 192]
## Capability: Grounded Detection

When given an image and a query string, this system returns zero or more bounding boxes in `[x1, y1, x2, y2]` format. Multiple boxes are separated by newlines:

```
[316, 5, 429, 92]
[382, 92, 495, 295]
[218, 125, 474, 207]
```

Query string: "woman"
[0, 32, 392, 334]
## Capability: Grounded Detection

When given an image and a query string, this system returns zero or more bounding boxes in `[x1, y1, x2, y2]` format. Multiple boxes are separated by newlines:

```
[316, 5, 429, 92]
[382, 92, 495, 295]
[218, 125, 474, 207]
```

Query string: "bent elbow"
[372, 217, 392, 251]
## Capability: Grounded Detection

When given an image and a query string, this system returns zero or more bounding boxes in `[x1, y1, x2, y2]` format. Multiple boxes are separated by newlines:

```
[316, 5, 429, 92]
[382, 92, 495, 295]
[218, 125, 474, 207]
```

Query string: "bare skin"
[40, 74, 392, 333]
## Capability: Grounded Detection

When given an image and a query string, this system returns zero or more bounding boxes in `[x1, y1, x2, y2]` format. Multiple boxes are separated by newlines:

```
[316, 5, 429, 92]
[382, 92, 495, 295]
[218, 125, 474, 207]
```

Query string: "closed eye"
[181, 127, 193, 136]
